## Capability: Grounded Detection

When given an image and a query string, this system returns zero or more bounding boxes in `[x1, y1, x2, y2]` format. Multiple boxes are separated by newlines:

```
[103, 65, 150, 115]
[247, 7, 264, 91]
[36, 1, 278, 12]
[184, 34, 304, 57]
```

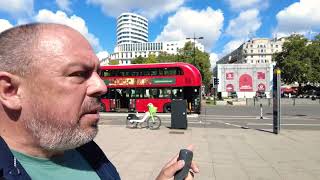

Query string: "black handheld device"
[174, 149, 193, 180]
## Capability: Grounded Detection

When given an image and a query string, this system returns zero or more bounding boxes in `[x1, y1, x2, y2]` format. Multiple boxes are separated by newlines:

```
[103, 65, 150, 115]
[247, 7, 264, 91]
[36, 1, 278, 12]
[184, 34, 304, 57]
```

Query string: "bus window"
[164, 67, 183, 75]
[150, 69, 158, 76]
[106, 88, 116, 98]
[159, 88, 171, 98]
[131, 70, 139, 76]
[158, 68, 164, 76]
[144, 88, 150, 98]
[163, 68, 174, 75]
[172, 88, 183, 99]
[109, 70, 119, 77]
[134, 88, 144, 98]
[150, 88, 159, 98]
[176, 67, 183, 75]
[100, 70, 110, 77]
[142, 69, 151, 76]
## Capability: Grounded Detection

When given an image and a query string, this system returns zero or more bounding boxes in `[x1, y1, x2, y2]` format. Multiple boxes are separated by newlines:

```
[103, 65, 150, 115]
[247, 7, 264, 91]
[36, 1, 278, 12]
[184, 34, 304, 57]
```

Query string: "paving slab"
[94, 125, 320, 180]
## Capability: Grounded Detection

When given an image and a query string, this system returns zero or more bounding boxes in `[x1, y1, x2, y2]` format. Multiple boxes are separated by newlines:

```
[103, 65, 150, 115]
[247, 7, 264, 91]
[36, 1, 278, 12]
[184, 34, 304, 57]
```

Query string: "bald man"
[0, 23, 198, 180]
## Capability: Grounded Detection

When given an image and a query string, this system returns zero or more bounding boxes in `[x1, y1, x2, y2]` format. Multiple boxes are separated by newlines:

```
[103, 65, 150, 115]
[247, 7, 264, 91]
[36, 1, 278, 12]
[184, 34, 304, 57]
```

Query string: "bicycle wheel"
[147, 116, 161, 130]
[138, 120, 148, 129]
[126, 119, 137, 128]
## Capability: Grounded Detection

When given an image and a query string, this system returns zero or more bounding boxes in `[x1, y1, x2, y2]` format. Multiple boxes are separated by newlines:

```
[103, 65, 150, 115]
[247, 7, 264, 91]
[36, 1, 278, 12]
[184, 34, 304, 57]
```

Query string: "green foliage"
[131, 42, 212, 89]
[131, 56, 145, 64]
[109, 60, 119, 65]
[145, 54, 159, 64]
[273, 34, 320, 84]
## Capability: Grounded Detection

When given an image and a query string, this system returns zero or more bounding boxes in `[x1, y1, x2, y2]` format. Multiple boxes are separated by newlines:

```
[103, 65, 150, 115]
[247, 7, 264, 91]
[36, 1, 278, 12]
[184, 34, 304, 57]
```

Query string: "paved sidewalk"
[95, 125, 320, 180]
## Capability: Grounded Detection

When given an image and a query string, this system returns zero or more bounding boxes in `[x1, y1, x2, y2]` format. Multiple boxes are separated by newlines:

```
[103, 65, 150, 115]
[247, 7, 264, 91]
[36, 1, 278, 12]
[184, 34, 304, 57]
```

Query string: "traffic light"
[214, 78, 219, 85]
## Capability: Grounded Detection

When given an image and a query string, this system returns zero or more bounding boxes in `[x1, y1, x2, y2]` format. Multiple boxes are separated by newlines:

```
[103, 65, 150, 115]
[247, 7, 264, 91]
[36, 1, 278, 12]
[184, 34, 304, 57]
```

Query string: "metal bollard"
[253, 97, 256, 106]
[293, 98, 296, 106]
[260, 103, 263, 119]
[268, 98, 271, 107]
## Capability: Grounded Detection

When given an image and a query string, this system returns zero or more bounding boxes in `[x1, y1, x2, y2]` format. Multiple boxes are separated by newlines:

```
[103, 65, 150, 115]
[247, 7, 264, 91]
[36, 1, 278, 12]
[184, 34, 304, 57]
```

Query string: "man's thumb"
[163, 160, 185, 178]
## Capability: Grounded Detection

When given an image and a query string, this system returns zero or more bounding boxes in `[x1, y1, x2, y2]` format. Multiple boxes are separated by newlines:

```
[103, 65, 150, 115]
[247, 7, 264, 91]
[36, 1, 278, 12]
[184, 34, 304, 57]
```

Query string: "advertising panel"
[217, 64, 273, 98]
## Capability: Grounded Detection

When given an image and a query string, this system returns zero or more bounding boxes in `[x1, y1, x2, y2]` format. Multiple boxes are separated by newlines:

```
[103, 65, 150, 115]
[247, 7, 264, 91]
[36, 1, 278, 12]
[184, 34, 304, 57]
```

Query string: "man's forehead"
[36, 27, 98, 67]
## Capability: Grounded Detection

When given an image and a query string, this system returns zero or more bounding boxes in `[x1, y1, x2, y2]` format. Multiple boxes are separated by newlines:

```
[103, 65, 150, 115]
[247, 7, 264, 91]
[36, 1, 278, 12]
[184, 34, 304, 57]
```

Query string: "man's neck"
[0, 124, 63, 158]
[3, 136, 64, 158]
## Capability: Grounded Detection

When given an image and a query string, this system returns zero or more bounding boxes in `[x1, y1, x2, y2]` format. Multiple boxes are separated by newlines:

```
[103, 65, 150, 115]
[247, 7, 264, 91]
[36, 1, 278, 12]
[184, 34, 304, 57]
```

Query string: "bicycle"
[126, 103, 161, 130]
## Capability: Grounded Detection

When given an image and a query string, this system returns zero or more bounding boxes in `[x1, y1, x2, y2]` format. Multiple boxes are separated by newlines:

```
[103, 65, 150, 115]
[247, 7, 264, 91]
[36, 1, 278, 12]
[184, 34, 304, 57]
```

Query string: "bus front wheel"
[163, 103, 171, 113]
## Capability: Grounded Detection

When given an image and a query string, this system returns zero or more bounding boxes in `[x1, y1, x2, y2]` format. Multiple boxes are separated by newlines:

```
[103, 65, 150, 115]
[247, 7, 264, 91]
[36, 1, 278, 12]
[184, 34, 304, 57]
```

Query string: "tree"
[274, 33, 320, 88]
[145, 54, 159, 64]
[109, 60, 119, 65]
[132, 56, 145, 64]
[273, 34, 310, 85]
[179, 42, 212, 89]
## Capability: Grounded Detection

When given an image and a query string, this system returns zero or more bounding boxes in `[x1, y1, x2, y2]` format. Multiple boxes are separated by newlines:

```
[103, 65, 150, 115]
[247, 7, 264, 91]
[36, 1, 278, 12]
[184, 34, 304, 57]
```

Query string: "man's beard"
[24, 98, 100, 151]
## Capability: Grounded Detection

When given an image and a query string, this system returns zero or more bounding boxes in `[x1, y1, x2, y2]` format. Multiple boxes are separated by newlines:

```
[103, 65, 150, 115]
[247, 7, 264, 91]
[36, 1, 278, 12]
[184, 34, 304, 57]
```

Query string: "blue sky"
[0, 0, 319, 65]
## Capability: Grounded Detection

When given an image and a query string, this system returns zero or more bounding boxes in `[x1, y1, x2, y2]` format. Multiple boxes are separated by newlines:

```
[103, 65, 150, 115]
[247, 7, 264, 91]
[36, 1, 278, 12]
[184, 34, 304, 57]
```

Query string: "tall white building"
[103, 12, 204, 65]
[117, 12, 148, 44]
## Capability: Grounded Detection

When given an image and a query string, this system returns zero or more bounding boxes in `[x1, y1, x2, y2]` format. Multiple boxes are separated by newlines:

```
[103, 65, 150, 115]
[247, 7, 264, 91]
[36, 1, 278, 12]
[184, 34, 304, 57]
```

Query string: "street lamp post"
[186, 33, 203, 65]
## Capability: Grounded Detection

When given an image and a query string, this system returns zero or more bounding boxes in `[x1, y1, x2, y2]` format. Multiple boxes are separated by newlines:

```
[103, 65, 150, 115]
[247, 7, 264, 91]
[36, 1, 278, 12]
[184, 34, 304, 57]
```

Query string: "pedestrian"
[0, 23, 199, 180]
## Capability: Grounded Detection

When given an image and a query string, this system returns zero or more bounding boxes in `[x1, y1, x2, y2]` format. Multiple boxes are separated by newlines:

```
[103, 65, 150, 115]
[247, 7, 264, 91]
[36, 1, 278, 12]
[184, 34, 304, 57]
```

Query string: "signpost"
[273, 68, 281, 134]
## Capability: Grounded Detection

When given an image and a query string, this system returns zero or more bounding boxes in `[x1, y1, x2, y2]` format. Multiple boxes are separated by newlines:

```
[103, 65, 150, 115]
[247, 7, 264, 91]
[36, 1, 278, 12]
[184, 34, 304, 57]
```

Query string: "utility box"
[171, 99, 187, 129]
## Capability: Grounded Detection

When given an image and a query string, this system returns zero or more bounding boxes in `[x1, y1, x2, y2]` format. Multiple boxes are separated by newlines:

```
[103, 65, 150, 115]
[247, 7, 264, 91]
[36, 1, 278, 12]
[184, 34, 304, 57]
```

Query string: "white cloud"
[224, 0, 268, 11]
[275, 0, 320, 35]
[222, 39, 245, 55]
[0, 19, 14, 33]
[87, 0, 185, 19]
[34, 9, 102, 51]
[155, 7, 224, 51]
[226, 9, 261, 39]
[0, 0, 33, 16]
[209, 52, 219, 70]
[221, 9, 260, 58]
[56, 0, 72, 13]
[96, 51, 109, 61]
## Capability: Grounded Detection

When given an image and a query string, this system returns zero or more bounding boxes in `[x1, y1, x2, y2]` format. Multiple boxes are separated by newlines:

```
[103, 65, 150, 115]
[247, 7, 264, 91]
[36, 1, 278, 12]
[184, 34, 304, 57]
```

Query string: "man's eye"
[69, 71, 89, 78]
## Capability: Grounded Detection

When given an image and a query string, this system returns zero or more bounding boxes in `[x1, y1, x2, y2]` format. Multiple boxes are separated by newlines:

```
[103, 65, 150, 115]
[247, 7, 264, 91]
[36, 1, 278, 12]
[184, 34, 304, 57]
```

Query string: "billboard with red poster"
[257, 83, 266, 91]
[257, 72, 265, 79]
[226, 84, 234, 92]
[217, 64, 273, 96]
[226, 72, 234, 80]
[239, 74, 253, 91]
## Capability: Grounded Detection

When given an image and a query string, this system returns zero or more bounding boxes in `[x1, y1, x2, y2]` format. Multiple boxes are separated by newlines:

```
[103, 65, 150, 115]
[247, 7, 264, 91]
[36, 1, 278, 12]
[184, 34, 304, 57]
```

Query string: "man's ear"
[0, 72, 22, 110]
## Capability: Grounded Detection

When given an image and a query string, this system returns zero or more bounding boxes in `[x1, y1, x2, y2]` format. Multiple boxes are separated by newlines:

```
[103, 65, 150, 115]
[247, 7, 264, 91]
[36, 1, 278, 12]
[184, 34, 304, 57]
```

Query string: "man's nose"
[87, 72, 107, 96]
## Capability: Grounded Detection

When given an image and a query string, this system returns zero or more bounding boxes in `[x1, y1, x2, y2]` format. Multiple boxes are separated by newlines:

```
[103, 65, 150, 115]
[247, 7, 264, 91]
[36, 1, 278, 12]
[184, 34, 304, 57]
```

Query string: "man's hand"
[156, 145, 199, 180]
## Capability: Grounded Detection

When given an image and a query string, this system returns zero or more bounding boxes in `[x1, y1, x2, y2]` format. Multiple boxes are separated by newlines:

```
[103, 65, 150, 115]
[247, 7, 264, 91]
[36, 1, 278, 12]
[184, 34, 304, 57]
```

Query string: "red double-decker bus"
[99, 62, 202, 113]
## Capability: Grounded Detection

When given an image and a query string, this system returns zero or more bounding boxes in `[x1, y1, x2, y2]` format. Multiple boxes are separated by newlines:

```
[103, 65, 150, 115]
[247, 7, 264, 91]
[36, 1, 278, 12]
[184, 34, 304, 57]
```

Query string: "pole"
[260, 103, 263, 119]
[273, 68, 281, 134]
[186, 34, 203, 66]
